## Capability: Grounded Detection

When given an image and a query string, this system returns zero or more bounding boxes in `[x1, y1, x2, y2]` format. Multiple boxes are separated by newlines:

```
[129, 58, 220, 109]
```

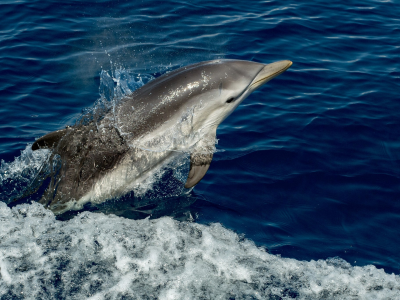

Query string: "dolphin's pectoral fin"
[185, 152, 213, 188]
[32, 128, 69, 150]
[184, 130, 216, 189]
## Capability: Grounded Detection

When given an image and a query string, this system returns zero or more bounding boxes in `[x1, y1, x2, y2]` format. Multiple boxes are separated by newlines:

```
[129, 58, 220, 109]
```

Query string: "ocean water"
[1, 0, 400, 299]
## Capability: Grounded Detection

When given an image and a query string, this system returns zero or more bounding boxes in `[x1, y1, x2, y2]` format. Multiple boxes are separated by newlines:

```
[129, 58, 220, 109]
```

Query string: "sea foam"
[0, 202, 398, 300]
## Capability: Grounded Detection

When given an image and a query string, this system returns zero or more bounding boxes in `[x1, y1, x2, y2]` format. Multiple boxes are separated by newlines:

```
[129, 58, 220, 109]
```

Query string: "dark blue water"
[1, 0, 400, 298]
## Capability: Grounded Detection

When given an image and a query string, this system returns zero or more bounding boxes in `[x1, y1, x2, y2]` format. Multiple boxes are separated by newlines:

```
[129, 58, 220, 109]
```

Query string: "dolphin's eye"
[226, 97, 235, 104]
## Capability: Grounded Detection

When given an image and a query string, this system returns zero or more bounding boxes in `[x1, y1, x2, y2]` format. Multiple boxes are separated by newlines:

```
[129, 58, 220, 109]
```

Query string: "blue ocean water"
[1, 0, 400, 298]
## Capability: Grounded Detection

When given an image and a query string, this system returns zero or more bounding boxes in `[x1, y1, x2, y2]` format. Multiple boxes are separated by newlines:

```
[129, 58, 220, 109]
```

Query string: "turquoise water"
[1, 0, 400, 298]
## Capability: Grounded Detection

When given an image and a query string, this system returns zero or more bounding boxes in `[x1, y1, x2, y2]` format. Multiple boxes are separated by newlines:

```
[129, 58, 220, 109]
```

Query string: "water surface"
[1, 0, 400, 298]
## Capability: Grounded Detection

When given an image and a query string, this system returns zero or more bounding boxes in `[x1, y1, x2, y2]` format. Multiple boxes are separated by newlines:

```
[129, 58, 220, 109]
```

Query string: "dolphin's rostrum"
[31, 59, 292, 214]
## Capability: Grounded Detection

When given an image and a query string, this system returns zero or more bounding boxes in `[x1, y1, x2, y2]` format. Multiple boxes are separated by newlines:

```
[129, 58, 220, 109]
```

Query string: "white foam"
[0, 202, 398, 299]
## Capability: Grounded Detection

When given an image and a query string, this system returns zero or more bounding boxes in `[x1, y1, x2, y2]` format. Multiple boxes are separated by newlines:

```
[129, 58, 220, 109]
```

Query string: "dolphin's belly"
[71, 148, 178, 209]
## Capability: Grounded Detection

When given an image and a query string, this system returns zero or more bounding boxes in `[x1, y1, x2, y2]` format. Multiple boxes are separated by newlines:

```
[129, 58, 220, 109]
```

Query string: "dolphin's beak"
[249, 60, 292, 91]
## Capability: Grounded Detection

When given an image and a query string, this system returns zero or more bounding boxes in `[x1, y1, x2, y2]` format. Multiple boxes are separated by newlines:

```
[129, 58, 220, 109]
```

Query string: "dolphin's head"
[191, 59, 292, 131]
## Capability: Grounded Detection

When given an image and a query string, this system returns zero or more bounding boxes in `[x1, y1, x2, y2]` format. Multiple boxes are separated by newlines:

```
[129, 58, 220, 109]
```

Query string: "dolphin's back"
[115, 59, 264, 139]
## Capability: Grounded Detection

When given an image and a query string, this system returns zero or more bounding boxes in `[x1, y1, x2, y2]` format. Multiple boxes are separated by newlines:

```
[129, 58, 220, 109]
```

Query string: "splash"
[79, 66, 155, 126]
[0, 145, 51, 203]
[129, 151, 190, 198]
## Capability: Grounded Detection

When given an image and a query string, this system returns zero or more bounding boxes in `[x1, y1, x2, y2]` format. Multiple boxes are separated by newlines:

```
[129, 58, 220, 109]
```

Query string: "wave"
[0, 202, 398, 299]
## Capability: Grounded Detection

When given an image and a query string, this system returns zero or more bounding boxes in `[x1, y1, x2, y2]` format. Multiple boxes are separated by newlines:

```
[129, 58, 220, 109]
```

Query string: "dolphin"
[31, 59, 292, 214]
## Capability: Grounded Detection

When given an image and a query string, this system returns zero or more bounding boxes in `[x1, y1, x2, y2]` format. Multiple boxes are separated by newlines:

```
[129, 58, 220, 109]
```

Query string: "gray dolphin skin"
[31, 59, 292, 214]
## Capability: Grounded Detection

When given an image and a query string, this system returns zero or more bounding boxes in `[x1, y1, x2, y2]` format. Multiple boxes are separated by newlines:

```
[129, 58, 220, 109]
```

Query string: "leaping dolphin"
[31, 59, 292, 214]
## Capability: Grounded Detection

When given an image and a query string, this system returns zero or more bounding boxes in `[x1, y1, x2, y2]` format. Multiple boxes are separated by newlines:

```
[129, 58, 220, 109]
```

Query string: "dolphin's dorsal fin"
[185, 130, 216, 188]
[32, 128, 69, 150]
